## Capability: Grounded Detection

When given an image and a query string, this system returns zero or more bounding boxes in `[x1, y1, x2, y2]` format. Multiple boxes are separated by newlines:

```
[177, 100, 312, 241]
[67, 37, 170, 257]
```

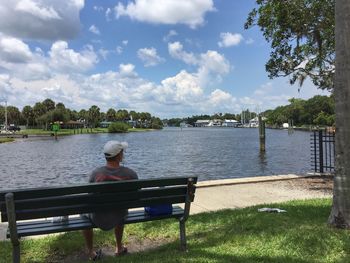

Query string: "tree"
[67, 109, 79, 121]
[129, 110, 139, 121]
[22, 105, 34, 127]
[116, 109, 129, 121]
[6, 106, 21, 125]
[150, 117, 163, 129]
[328, 0, 350, 228]
[108, 122, 129, 133]
[100, 112, 106, 122]
[49, 108, 69, 123]
[42, 98, 55, 112]
[33, 102, 46, 122]
[56, 102, 66, 110]
[264, 95, 334, 126]
[88, 105, 100, 128]
[245, 0, 335, 90]
[78, 109, 87, 120]
[106, 108, 117, 122]
[246, 0, 349, 228]
[0, 105, 4, 124]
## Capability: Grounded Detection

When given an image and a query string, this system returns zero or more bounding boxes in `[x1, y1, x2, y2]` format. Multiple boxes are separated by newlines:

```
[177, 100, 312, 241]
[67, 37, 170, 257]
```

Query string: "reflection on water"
[258, 151, 268, 173]
[0, 128, 311, 190]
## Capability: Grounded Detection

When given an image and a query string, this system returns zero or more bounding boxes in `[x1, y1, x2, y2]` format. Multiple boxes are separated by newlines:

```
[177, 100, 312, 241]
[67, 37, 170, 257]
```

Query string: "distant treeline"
[165, 95, 334, 127]
[263, 95, 335, 127]
[1, 95, 334, 130]
[0, 99, 163, 129]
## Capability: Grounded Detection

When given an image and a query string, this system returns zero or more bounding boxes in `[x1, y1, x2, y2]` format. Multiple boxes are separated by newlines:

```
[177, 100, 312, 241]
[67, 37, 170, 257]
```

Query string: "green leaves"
[246, 0, 335, 90]
[108, 122, 130, 133]
[265, 95, 335, 126]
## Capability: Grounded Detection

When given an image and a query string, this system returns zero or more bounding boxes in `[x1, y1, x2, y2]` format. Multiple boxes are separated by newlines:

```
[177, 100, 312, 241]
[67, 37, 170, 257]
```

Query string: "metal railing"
[311, 130, 335, 173]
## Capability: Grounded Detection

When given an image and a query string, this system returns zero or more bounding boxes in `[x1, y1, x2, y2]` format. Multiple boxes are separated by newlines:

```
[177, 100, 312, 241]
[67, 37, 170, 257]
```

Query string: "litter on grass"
[258, 208, 287, 213]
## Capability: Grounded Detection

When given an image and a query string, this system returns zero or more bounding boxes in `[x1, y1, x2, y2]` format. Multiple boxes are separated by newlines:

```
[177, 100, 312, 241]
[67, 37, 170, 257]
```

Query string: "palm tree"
[88, 105, 100, 128]
[106, 108, 117, 122]
[22, 105, 34, 128]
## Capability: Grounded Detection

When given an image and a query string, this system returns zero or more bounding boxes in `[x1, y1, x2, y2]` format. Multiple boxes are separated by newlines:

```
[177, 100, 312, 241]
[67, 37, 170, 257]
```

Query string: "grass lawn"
[0, 138, 14, 143]
[1, 198, 348, 263]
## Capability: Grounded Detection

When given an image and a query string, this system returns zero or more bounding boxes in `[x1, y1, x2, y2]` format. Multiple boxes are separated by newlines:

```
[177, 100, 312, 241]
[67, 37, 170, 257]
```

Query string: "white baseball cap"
[103, 140, 128, 158]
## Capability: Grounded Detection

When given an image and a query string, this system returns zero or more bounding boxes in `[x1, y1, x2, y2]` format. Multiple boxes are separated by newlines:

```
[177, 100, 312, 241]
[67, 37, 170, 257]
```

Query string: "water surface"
[0, 128, 311, 190]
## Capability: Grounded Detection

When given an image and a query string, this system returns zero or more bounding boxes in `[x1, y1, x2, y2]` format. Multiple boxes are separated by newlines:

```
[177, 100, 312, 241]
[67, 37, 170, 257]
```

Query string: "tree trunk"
[328, 0, 350, 228]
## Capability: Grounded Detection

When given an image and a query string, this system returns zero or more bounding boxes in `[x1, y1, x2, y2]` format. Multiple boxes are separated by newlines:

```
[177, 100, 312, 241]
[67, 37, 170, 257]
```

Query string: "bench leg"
[179, 220, 187, 251]
[5, 193, 20, 263]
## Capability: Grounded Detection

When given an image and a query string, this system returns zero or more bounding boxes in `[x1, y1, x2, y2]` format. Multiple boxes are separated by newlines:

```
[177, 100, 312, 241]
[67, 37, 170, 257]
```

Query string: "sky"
[0, 0, 329, 118]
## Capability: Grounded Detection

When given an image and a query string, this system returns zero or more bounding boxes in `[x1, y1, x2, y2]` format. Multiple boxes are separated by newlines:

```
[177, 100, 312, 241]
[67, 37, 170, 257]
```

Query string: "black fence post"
[313, 131, 317, 172]
[318, 130, 324, 173]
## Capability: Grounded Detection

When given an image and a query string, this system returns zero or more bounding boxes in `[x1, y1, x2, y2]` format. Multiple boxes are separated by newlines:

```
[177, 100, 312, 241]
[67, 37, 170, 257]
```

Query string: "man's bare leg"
[114, 225, 126, 254]
[82, 229, 97, 259]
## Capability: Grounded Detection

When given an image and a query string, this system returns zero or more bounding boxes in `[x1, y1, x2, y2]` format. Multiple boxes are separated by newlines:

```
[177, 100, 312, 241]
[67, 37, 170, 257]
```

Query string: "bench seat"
[8, 206, 184, 238]
[1, 176, 197, 263]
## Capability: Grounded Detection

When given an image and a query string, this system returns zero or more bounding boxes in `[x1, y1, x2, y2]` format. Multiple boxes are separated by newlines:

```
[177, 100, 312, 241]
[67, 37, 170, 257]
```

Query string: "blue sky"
[0, 0, 328, 118]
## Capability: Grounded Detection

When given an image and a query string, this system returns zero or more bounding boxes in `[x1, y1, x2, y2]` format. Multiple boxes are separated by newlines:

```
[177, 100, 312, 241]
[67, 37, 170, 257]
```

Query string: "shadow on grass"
[1, 199, 349, 262]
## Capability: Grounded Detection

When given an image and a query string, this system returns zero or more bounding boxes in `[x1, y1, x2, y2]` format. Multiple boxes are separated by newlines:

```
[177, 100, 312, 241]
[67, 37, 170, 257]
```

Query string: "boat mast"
[4, 100, 8, 131]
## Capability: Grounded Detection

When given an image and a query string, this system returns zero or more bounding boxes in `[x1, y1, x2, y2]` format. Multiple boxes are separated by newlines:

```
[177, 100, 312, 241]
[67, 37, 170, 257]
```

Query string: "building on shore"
[222, 119, 238, 127]
[194, 120, 210, 127]
[207, 119, 223, 127]
[249, 116, 267, 128]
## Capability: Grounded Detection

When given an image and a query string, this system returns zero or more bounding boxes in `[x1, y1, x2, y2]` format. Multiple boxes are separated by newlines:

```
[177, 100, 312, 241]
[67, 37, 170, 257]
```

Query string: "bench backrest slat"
[0, 177, 197, 222]
[0, 177, 192, 202]
[0, 186, 187, 211]
[3, 195, 186, 221]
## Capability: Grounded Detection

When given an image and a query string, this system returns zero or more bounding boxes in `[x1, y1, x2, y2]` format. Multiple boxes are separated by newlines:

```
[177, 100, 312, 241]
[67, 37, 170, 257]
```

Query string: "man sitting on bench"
[81, 140, 138, 260]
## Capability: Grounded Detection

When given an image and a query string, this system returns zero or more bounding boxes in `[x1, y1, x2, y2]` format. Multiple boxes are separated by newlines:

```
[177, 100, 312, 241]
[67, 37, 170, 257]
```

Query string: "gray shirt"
[88, 166, 138, 230]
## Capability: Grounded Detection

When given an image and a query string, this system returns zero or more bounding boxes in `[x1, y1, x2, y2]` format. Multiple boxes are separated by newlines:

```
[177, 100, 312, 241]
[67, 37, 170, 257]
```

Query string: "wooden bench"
[0, 176, 197, 263]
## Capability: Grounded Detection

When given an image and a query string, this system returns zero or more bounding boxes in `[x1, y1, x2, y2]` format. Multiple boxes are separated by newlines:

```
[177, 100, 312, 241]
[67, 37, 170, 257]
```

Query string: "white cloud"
[0, 35, 51, 80]
[163, 30, 178, 42]
[159, 70, 203, 104]
[0, 74, 12, 101]
[48, 41, 98, 73]
[0, 37, 98, 80]
[2, 61, 328, 118]
[168, 42, 198, 65]
[137, 47, 164, 67]
[122, 40, 128, 46]
[254, 82, 273, 96]
[105, 8, 112, 21]
[207, 89, 238, 112]
[197, 50, 230, 88]
[241, 79, 331, 113]
[199, 50, 230, 76]
[7, 74, 85, 108]
[98, 49, 109, 60]
[93, 6, 104, 12]
[0, 0, 83, 40]
[168, 41, 230, 88]
[0, 34, 33, 63]
[218, 32, 243, 47]
[119, 63, 137, 77]
[15, 0, 62, 20]
[115, 0, 215, 29]
[89, 25, 100, 35]
[116, 46, 123, 54]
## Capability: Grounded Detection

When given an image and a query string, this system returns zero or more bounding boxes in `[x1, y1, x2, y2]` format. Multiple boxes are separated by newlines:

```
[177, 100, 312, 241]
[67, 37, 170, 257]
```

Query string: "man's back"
[89, 165, 138, 230]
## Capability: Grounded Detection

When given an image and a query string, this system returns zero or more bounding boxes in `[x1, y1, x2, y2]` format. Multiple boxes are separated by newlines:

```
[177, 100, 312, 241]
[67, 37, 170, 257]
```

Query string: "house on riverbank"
[194, 120, 210, 127]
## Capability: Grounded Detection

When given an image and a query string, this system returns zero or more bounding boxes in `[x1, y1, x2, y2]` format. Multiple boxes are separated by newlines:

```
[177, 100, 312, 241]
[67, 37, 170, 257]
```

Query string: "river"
[0, 128, 311, 190]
